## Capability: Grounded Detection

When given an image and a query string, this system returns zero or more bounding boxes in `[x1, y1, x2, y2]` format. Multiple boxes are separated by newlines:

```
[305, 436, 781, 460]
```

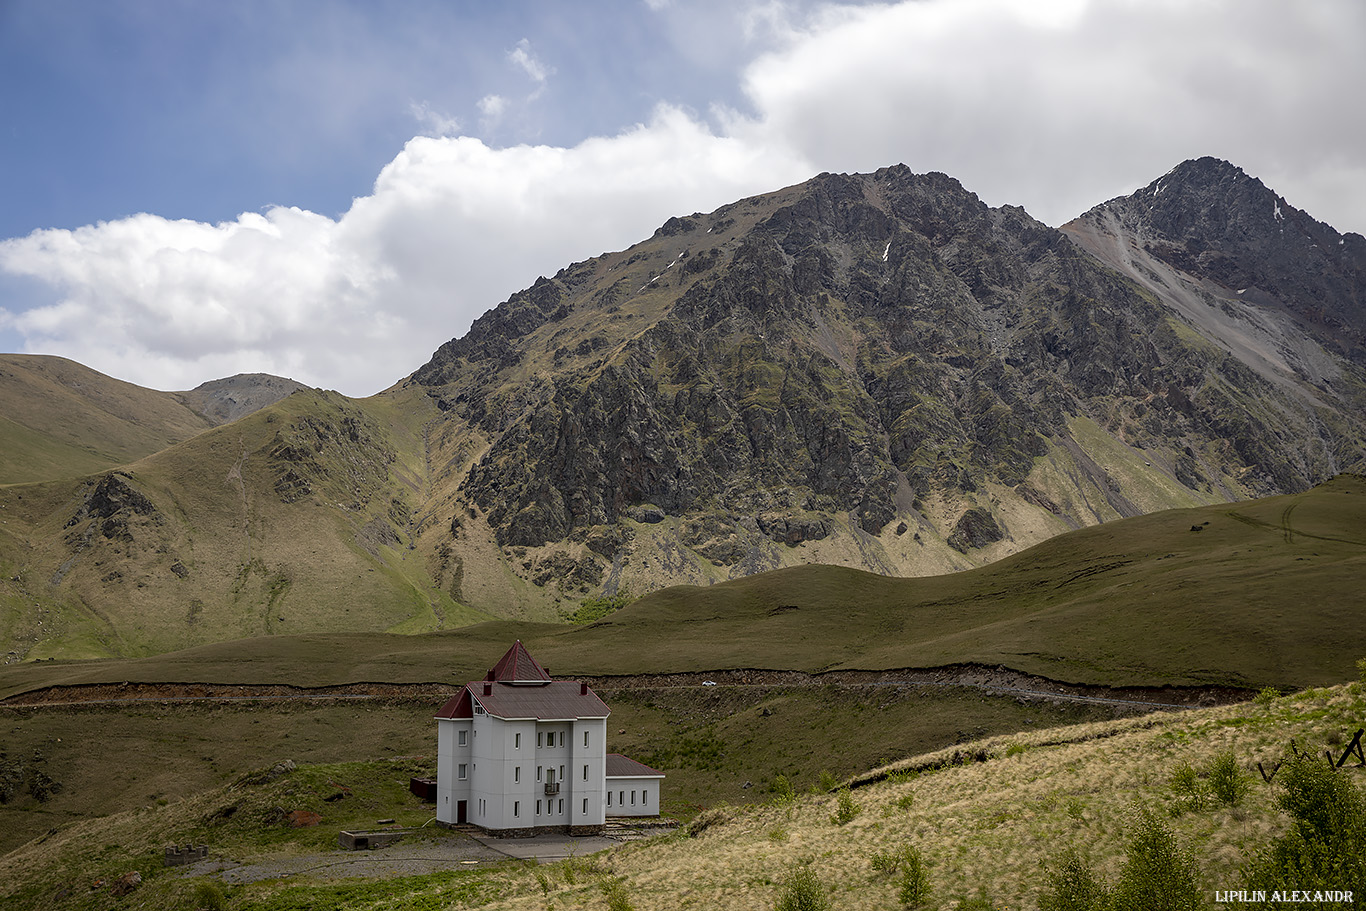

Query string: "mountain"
[404, 160, 1366, 603]
[2, 158, 1364, 658]
[0, 355, 304, 485]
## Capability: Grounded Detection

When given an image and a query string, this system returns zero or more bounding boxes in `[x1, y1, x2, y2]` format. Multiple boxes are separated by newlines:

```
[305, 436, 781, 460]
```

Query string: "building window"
[514, 801, 520, 818]
[583, 764, 589, 781]
[458, 730, 467, 746]
[643, 790, 648, 806]
[583, 798, 588, 814]
[537, 766, 542, 781]
[458, 763, 467, 780]
[537, 731, 543, 748]
[559, 765, 565, 782]
[631, 790, 636, 806]
[515, 733, 521, 749]
[515, 766, 521, 783]
[474, 704, 484, 715]
[584, 730, 590, 747]
[607, 791, 613, 807]
[537, 799, 542, 815]
[620, 790, 624, 805]
[558, 798, 564, 815]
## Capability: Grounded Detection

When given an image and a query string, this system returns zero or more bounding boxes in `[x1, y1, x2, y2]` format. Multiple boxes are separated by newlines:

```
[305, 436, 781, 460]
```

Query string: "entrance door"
[457, 800, 467, 824]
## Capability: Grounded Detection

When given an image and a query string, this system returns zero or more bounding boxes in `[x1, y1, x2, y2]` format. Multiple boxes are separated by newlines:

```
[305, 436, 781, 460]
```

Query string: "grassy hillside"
[0, 384, 493, 660]
[4, 473, 1360, 692]
[0, 354, 212, 485]
[2, 679, 1362, 910]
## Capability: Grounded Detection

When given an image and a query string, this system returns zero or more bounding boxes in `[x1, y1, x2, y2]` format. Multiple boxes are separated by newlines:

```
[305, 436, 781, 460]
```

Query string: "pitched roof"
[472, 680, 610, 721]
[435, 688, 473, 720]
[605, 753, 665, 778]
[489, 640, 552, 685]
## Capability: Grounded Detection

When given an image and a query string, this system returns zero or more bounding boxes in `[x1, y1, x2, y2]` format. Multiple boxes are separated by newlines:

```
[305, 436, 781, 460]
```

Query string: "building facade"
[434, 641, 662, 836]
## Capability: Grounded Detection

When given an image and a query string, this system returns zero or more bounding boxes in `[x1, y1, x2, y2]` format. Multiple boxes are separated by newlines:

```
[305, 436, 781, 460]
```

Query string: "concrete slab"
[469, 832, 616, 863]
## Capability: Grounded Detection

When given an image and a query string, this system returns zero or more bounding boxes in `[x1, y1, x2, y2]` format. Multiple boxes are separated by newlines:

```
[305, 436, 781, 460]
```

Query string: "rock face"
[409, 161, 1366, 600]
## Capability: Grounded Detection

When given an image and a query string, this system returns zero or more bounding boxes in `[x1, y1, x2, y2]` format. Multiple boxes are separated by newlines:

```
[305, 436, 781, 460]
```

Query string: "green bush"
[871, 844, 920, 875]
[1245, 753, 1365, 904]
[775, 863, 830, 911]
[1256, 686, 1281, 706]
[600, 876, 636, 911]
[896, 792, 916, 811]
[896, 846, 932, 907]
[771, 773, 797, 804]
[1039, 849, 1108, 911]
[1108, 812, 1204, 911]
[1207, 751, 1249, 807]
[1168, 762, 1209, 814]
[830, 787, 860, 825]
[193, 880, 229, 911]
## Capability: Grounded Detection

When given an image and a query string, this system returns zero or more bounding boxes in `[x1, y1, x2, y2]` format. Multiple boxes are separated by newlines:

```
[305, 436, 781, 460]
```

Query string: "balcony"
[544, 782, 560, 796]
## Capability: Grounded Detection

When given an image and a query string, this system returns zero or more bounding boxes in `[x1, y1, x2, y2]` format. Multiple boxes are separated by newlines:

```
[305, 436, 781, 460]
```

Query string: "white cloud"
[409, 100, 462, 137]
[0, 105, 811, 395]
[3, 0, 1363, 397]
[508, 38, 551, 87]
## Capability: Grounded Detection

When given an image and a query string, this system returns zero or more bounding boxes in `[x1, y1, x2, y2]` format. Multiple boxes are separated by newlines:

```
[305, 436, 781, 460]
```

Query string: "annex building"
[434, 641, 664, 836]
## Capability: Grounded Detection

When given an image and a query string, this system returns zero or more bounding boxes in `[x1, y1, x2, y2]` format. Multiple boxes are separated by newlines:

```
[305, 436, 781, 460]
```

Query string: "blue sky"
[2, 0, 1363, 396]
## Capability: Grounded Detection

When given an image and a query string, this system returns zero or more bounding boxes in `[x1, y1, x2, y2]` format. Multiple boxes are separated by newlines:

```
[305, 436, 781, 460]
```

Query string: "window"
[537, 731, 543, 748]
[559, 765, 565, 782]
[515, 733, 521, 749]
[537, 766, 542, 781]
[514, 766, 521, 783]
[582, 798, 588, 814]
[458, 763, 467, 780]
[619, 791, 624, 805]
[584, 730, 590, 748]
[514, 801, 520, 818]
[558, 799, 564, 815]
[583, 764, 589, 781]
[537, 799, 542, 815]
[643, 790, 648, 806]
[631, 790, 636, 806]
[474, 704, 484, 715]
[607, 791, 613, 807]
[458, 729, 467, 746]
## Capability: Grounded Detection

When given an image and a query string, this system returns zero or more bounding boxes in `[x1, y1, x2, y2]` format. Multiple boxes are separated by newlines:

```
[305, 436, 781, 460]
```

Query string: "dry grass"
[5, 683, 1361, 910]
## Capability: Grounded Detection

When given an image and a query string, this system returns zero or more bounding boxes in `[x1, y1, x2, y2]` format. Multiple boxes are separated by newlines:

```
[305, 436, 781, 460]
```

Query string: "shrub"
[1108, 812, 1203, 911]
[600, 876, 636, 911]
[1168, 763, 1208, 815]
[1039, 849, 1108, 911]
[775, 863, 829, 911]
[871, 844, 919, 875]
[771, 773, 797, 804]
[817, 770, 839, 792]
[1207, 751, 1250, 807]
[896, 845, 931, 907]
[1005, 742, 1028, 758]
[830, 787, 860, 825]
[896, 792, 916, 811]
[1245, 753, 1366, 901]
[1256, 686, 1281, 705]
[193, 881, 228, 911]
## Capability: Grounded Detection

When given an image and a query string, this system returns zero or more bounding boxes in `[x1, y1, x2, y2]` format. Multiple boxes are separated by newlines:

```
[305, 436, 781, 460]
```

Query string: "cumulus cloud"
[0, 105, 811, 395]
[2, 0, 1363, 396]
[409, 100, 462, 137]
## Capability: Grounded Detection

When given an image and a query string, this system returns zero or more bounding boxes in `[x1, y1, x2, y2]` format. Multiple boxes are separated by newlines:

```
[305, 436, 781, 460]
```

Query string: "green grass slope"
[0, 384, 492, 660]
[2, 474, 1361, 695]
[0, 354, 213, 485]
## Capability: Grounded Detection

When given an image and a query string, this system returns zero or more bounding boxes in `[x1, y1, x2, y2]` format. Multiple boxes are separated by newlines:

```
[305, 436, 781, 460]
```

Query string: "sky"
[1, 0, 1363, 397]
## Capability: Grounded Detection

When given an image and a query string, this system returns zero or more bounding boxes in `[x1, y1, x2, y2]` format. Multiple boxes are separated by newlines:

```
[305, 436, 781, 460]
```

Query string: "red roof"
[435, 643, 608, 721]
[605, 753, 665, 778]
[435, 688, 473, 720]
[472, 680, 610, 721]
[490, 640, 552, 685]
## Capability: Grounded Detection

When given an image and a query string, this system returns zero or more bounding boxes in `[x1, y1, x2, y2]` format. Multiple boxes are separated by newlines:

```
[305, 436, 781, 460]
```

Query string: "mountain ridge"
[2, 157, 1364, 658]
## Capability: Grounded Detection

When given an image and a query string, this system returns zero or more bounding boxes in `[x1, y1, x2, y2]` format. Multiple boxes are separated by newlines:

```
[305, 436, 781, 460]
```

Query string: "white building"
[434, 641, 663, 837]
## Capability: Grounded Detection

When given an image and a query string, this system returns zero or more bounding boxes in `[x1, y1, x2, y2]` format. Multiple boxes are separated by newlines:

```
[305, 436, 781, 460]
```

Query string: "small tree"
[1109, 812, 1204, 911]
[1245, 753, 1365, 902]
[897, 846, 932, 907]
[831, 787, 860, 825]
[775, 863, 829, 911]
[1039, 849, 1108, 911]
[1207, 751, 1249, 807]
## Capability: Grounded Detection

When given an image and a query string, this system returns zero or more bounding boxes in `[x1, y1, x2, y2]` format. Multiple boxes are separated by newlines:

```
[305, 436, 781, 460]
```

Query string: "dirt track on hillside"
[0, 665, 1251, 711]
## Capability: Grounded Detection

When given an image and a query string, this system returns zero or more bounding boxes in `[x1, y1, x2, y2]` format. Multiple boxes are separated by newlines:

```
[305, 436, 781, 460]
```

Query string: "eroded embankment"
[0, 665, 1252, 710]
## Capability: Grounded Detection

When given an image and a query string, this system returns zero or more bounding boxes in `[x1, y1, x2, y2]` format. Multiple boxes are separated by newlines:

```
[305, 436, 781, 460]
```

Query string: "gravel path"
[179, 832, 504, 884]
